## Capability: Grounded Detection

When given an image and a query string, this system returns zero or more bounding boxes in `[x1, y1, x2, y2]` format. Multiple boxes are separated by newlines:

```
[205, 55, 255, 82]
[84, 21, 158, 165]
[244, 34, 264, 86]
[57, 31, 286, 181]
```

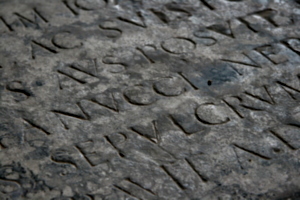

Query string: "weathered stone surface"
[0, 0, 300, 199]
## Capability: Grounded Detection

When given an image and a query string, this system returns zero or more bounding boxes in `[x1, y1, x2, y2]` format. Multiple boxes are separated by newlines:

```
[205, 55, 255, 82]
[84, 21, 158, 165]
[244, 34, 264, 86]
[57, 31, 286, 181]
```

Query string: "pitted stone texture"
[1, 0, 300, 199]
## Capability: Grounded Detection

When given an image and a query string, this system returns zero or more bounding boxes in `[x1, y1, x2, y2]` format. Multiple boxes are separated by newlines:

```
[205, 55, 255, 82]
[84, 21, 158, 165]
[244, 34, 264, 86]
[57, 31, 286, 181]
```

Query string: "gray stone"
[0, 0, 300, 199]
